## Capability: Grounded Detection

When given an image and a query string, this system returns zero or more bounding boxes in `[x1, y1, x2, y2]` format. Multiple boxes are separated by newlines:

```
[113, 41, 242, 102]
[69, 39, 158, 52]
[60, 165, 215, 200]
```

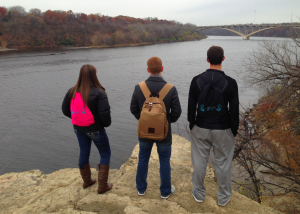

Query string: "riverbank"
[0, 134, 280, 214]
[1, 38, 206, 52]
[0, 48, 18, 51]
[89, 39, 206, 49]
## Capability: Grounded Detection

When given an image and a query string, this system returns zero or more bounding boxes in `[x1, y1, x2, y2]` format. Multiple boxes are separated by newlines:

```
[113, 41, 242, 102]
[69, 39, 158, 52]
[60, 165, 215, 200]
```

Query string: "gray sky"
[2, 0, 300, 26]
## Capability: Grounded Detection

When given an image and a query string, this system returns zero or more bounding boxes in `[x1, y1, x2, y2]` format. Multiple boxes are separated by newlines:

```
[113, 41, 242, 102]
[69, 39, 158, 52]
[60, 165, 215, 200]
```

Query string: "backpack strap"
[200, 75, 208, 84]
[159, 83, 174, 101]
[139, 81, 151, 99]
[214, 75, 225, 83]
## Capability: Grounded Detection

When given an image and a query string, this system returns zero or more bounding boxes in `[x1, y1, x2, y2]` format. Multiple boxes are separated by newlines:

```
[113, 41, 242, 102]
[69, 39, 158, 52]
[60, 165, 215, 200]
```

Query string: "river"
[0, 36, 287, 175]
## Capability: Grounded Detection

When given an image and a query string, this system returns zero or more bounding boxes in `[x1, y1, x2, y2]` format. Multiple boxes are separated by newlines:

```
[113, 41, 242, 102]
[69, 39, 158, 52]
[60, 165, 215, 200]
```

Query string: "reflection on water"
[0, 36, 288, 175]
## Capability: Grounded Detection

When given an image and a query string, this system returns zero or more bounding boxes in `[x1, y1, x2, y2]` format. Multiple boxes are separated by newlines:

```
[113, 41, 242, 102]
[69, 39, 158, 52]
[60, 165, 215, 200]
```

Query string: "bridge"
[198, 23, 300, 40]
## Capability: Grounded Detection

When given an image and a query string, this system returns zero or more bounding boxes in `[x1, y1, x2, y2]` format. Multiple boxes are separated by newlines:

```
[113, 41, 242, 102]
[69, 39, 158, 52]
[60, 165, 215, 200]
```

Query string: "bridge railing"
[198, 23, 300, 28]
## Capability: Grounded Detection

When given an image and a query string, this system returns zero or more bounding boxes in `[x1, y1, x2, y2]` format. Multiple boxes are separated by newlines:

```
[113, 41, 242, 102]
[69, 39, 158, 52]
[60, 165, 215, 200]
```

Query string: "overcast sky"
[2, 0, 300, 26]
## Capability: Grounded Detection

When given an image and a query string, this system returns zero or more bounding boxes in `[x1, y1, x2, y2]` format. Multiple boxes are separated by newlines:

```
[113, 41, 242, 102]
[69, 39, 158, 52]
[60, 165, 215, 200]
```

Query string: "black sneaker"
[161, 185, 176, 199]
[138, 191, 145, 196]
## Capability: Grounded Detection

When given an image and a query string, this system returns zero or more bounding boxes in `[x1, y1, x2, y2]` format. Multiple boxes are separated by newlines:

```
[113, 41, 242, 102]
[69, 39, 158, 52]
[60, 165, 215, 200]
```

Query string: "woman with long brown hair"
[62, 64, 112, 194]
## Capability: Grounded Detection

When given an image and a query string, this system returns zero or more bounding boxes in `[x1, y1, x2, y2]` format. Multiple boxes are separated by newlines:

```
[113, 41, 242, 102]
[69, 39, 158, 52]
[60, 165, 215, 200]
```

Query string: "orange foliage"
[264, 128, 300, 174]
[80, 13, 87, 21]
[44, 10, 65, 22]
[99, 16, 106, 23]
[0, 6, 7, 20]
[257, 102, 275, 113]
[255, 100, 300, 176]
[88, 14, 96, 22]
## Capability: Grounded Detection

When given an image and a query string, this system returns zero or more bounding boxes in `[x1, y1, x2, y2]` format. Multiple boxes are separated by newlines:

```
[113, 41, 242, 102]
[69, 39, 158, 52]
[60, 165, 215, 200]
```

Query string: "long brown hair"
[69, 64, 105, 108]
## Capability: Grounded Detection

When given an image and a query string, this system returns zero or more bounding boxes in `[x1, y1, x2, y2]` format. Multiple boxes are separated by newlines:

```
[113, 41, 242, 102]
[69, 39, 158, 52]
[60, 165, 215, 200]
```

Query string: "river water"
[0, 36, 287, 175]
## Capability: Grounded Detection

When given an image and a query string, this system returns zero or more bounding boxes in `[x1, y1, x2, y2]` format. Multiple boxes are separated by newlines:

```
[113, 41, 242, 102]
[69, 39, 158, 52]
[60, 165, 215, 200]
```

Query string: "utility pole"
[254, 5, 256, 24]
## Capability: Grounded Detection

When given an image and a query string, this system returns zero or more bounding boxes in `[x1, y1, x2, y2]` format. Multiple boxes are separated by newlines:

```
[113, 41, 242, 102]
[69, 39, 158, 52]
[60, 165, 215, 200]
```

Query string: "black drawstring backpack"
[197, 75, 227, 117]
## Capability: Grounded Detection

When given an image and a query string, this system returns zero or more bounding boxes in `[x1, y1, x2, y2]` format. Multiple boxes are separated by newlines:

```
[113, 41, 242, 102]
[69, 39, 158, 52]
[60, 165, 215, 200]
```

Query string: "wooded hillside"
[0, 6, 205, 48]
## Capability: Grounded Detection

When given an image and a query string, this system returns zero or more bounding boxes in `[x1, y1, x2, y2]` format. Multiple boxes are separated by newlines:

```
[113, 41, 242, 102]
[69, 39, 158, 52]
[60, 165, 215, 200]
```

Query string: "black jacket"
[130, 75, 182, 143]
[188, 69, 239, 136]
[62, 87, 111, 132]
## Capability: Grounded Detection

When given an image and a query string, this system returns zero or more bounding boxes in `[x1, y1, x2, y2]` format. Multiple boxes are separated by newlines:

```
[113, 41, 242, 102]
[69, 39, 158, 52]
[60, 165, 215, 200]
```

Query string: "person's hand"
[189, 123, 195, 131]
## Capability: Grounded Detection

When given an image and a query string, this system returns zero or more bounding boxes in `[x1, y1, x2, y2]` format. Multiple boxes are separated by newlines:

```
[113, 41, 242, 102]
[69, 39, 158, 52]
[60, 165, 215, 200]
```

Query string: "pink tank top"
[71, 93, 95, 126]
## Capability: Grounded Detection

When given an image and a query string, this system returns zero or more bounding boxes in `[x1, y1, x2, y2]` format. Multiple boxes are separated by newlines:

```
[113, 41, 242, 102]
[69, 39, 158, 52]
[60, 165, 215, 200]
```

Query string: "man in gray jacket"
[130, 56, 181, 199]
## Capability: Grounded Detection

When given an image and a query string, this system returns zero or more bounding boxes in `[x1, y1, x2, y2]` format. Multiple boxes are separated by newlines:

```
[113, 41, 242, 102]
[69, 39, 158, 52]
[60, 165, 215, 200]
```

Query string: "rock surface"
[0, 135, 280, 214]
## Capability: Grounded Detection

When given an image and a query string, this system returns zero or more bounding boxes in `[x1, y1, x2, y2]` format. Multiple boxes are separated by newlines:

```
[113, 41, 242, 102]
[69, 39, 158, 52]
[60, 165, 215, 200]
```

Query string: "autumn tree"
[234, 105, 300, 202]
[91, 31, 102, 45]
[0, 6, 7, 21]
[111, 30, 125, 44]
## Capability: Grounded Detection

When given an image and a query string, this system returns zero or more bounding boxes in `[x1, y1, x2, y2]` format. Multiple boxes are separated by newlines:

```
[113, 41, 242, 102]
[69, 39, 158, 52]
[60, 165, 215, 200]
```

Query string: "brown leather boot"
[79, 163, 96, 188]
[98, 164, 113, 194]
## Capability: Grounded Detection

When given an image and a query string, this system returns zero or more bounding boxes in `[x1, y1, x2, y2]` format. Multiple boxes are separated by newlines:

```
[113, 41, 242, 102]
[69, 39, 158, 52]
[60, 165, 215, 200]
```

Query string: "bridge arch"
[246, 27, 276, 37]
[217, 28, 245, 37]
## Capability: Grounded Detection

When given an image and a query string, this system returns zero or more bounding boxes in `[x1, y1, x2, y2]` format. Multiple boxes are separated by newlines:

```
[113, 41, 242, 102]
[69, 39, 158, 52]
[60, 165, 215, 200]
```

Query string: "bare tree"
[234, 27, 300, 203]
[8, 5, 27, 23]
[29, 8, 42, 17]
[233, 107, 300, 201]
[242, 31, 300, 107]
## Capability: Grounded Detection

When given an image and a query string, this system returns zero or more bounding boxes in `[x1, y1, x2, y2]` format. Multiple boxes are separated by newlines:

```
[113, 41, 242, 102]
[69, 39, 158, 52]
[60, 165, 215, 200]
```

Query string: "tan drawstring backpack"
[137, 81, 174, 141]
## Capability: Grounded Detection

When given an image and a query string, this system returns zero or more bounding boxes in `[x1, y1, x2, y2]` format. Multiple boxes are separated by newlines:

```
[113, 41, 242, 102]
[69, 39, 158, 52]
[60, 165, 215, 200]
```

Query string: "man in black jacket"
[188, 46, 239, 207]
[130, 57, 182, 199]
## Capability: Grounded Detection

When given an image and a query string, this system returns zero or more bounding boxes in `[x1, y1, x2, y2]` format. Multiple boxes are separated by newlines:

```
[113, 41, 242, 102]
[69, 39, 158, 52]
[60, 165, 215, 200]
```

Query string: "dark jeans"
[75, 128, 111, 169]
[136, 140, 172, 197]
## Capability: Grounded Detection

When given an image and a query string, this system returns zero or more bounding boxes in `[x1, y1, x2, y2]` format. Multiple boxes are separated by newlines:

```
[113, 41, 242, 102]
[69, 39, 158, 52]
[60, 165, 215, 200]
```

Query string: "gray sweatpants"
[191, 126, 235, 204]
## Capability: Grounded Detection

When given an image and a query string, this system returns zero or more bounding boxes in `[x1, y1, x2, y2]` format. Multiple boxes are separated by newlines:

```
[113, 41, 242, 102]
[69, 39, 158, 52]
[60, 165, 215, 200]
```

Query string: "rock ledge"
[0, 135, 280, 214]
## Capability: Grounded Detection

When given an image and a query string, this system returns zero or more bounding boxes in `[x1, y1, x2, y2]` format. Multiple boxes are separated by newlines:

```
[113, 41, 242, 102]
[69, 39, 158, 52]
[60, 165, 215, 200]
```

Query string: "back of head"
[70, 64, 105, 107]
[207, 46, 224, 65]
[147, 57, 162, 74]
[77, 64, 100, 88]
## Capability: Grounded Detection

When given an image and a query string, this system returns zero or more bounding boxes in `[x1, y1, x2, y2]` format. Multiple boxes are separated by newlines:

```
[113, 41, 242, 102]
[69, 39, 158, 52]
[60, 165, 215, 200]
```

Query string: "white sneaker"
[138, 191, 145, 196]
[191, 191, 203, 203]
[218, 197, 231, 207]
[161, 185, 176, 199]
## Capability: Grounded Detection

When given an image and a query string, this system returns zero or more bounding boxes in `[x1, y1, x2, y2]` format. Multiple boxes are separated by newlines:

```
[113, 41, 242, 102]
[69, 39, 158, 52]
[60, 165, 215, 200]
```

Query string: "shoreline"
[0, 48, 19, 51]
[0, 39, 206, 52]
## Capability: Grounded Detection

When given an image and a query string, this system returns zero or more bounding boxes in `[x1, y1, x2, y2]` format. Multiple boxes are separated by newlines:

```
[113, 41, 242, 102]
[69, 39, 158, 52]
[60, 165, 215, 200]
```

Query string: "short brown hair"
[147, 57, 162, 74]
[207, 46, 224, 65]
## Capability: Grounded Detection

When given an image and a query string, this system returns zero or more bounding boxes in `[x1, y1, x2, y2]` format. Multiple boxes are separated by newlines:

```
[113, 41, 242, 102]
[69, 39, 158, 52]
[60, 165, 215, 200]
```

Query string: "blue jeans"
[75, 128, 111, 169]
[136, 141, 172, 197]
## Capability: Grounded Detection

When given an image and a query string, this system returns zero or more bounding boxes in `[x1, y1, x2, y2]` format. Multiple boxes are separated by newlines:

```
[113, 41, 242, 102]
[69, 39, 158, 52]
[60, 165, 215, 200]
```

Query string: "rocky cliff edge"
[0, 135, 280, 214]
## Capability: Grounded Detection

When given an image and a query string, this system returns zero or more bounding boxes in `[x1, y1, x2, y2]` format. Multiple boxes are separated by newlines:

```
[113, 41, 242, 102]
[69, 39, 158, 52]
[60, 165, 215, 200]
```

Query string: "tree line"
[0, 6, 206, 48]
